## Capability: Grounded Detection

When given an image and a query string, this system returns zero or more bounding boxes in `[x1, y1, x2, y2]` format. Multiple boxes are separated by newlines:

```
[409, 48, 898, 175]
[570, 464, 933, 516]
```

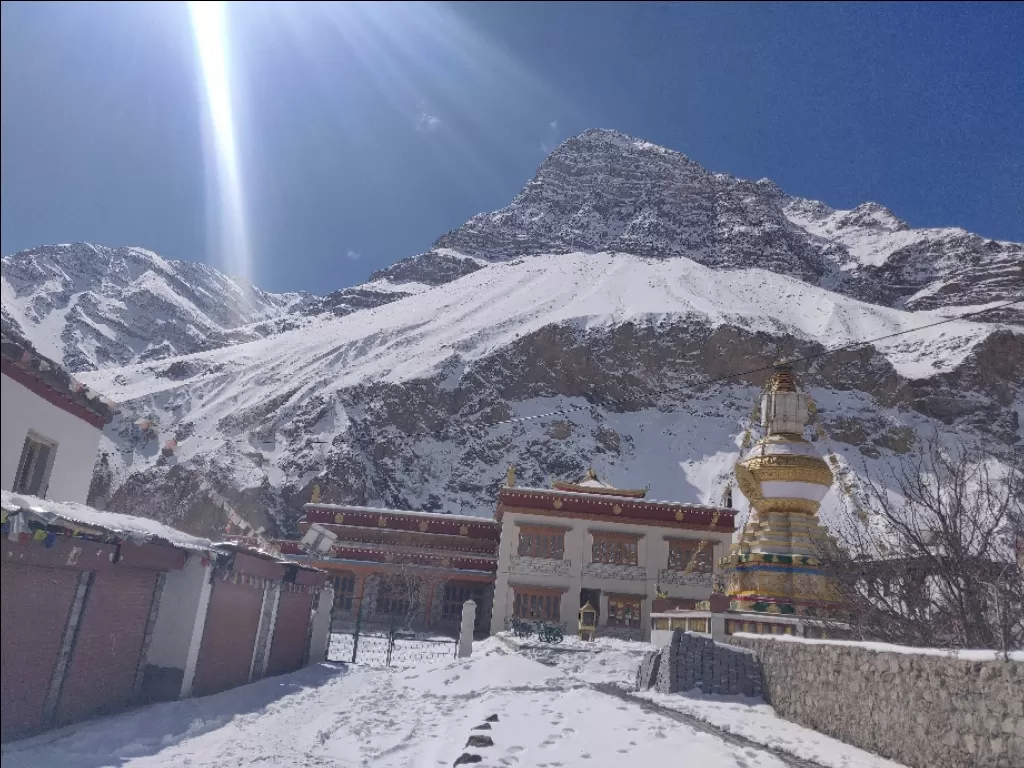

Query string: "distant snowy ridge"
[85, 252, 1006, 404]
[0, 243, 309, 371]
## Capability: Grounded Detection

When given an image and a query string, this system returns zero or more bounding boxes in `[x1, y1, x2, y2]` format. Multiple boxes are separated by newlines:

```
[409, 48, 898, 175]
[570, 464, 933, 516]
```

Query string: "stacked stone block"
[636, 631, 763, 698]
[729, 635, 1023, 768]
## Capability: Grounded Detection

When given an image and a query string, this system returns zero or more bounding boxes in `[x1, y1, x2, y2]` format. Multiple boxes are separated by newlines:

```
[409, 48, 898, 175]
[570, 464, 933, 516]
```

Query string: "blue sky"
[2, 1, 1021, 294]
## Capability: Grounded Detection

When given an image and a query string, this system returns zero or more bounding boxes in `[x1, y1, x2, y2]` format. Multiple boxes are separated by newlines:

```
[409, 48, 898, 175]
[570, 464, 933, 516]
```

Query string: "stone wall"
[636, 630, 763, 697]
[509, 555, 572, 577]
[729, 634, 1023, 768]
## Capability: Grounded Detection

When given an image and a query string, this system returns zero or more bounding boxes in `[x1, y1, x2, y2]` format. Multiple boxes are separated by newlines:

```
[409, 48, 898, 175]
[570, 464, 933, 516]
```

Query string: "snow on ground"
[2, 637, 904, 768]
[504, 635, 906, 768]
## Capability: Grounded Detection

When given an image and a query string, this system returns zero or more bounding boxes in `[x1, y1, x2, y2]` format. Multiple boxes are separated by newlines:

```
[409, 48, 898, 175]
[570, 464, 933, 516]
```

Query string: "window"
[375, 576, 419, 616]
[13, 433, 57, 497]
[517, 527, 565, 559]
[334, 572, 356, 613]
[441, 583, 484, 623]
[591, 533, 639, 565]
[607, 594, 643, 628]
[667, 539, 713, 573]
[512, 588, 561, 621]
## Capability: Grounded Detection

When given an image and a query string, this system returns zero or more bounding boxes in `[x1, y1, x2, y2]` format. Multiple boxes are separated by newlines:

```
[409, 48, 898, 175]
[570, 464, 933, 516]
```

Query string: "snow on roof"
[730, 632, 1024, 662]
[510, 486, 732, 513]
[2, 490, 216, 553]
[305, 502, 498, 525]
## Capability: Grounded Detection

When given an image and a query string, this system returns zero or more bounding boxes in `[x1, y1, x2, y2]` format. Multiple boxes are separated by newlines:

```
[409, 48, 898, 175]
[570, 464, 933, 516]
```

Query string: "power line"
[457, 298, 1024, 433]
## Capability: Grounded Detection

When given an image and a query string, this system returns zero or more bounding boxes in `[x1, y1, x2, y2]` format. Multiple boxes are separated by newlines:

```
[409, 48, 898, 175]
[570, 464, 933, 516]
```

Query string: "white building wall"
[145, 554, 212, 673]
[490, 510, 732, 640]
[0, 374, 103, 503]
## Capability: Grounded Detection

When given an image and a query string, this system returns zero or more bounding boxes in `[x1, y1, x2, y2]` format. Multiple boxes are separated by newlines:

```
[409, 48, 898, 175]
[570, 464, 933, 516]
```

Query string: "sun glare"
[189, 1, 252, 283]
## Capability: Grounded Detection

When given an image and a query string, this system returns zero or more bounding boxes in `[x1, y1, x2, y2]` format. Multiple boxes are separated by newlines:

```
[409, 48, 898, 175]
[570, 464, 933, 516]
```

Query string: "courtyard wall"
[728, 633, 1023, 768]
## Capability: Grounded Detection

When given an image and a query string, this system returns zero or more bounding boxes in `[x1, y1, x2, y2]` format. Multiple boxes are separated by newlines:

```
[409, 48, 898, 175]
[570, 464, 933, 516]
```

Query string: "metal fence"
[328, 598, 457, 667]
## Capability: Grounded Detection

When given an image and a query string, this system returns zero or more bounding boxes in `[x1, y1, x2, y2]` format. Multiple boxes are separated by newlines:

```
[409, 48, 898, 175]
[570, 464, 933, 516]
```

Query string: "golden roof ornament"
[551, 466, 648, 498]
[506, 464, 516, 487]
[769, 361, 797, 393]
[311, 484, 321, 504]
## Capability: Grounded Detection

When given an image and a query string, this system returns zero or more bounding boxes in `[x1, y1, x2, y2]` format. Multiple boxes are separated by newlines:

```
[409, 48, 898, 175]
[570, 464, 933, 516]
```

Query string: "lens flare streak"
[189, 1, 251, 282]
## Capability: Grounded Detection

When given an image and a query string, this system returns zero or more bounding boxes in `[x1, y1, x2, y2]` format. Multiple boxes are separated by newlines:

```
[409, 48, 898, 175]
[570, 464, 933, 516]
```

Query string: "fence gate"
[328, 597, 457, 667]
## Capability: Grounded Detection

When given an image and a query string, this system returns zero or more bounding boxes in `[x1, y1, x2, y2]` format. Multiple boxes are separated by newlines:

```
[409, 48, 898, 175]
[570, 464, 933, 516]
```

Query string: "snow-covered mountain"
[0, 243, 310, 371]
[4, 129, 1021, 538]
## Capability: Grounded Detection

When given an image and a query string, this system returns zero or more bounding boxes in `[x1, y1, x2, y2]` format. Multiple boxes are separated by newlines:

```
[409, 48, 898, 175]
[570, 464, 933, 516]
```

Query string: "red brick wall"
[55, 567, 158, 725]
[0, 563, 80, 741]
[266, 591, 314, 677]
[192, 579, 264, 697]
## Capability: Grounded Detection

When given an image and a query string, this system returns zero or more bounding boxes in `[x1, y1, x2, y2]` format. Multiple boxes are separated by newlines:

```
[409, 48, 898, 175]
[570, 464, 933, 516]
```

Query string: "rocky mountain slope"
[4, 129, 1021, 538]
[0, 243, 310, 372]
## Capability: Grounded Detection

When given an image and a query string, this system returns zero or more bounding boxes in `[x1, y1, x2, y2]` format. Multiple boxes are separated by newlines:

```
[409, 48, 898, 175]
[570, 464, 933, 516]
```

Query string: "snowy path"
[2, 638, 902, 768]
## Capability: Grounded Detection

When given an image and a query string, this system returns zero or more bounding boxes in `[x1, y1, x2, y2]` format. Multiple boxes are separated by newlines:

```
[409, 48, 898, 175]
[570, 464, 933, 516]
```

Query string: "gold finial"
[585, 466, 598, 481]
[506, 464, 516, 487]
[311, 484, 321, 504]
[769, 361, 797, 393]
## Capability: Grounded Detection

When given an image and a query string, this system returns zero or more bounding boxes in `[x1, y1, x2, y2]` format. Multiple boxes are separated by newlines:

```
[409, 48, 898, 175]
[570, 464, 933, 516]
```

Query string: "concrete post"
[458, 600, 476, 658]
[307, 587, 334, 664]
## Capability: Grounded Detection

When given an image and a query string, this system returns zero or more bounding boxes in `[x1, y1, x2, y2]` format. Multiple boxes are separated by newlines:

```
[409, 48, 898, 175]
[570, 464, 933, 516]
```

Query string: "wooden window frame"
[511, 585, 563, 621]
[606, 593, 643, 629]
[375, 575, 419, 617]
[516, 525, 566, 560]
[666, 537, 714, 573]
[441, 583, 485, 623]
[12, 431, 58, 497]
[590, 531, 640, 566]
[333, 571, 356, 612]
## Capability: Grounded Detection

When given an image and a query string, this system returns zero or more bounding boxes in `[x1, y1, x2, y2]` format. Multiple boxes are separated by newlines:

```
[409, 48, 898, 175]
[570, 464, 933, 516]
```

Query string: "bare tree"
[378, 566, 425, 632]
[817, 438, 1023, 652]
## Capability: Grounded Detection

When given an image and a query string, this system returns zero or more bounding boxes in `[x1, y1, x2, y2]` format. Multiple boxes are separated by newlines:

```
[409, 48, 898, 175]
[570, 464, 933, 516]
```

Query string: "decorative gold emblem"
[419, 521, 429, 532]
[675, 510, 684, 521]
[553, 498, 563, 509]
[334, 513, 345, 524]
[377, 516, 388, 528]
[612, 504, 622, 515]
[441, 557, 452, 568]
[459, 524, 469, 536]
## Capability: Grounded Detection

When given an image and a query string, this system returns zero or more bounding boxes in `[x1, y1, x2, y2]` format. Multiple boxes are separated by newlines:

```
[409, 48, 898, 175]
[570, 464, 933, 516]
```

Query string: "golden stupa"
[724, 363, 838, 617]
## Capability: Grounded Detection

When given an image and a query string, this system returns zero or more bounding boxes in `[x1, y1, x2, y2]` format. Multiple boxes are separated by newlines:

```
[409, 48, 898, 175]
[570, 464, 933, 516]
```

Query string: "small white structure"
[307, 586, 336, 664]
[1, 334, 111, 504]
[149, 552, 217, 699]
[458, 599, 476, 658]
